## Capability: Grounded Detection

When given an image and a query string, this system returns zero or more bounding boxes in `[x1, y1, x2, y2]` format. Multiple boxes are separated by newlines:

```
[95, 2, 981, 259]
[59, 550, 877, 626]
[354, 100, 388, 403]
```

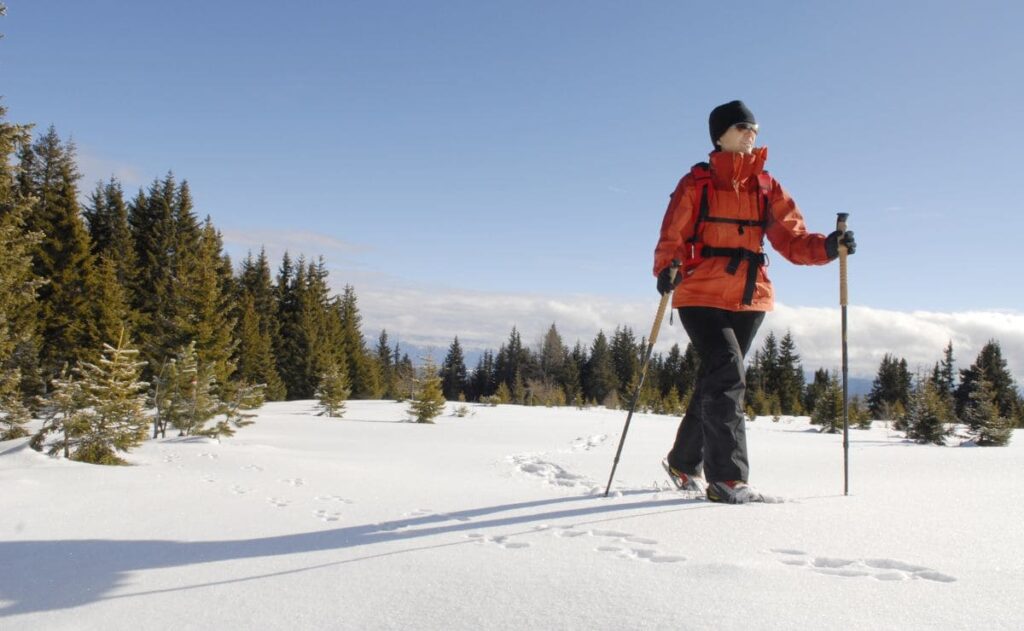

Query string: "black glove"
[825, 230, 856, 259]
[657, 266, 682, 295]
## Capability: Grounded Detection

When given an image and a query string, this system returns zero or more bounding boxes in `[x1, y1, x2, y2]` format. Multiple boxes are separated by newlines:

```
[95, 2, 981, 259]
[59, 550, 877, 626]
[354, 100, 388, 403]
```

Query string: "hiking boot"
[706, 480, 767, 504]
[662, 458, 707, 494]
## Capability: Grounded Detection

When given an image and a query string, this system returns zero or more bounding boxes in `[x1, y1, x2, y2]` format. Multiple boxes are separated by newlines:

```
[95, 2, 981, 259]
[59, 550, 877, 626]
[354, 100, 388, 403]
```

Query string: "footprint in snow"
[198, 452, 218, 460]
[280, 478, 305, 487]
[314, 495, 354, 504]
[241, 464, 264, 472]
[312, 509, 342, 523]
[230, 485, 251, 496]
[508, 454, 594, 490]
[266, 497, 290, 508]
[770, 549, 956, 583]
[546, 526, 685, 564]
[466, 533, 530, 550]
[570, 434, 609, 452]
[596, 546, 687, 564]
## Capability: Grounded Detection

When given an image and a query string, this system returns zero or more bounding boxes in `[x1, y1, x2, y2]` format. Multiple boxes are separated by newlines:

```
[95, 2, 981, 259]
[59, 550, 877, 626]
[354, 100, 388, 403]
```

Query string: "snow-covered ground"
[2, 401, 1022, 630]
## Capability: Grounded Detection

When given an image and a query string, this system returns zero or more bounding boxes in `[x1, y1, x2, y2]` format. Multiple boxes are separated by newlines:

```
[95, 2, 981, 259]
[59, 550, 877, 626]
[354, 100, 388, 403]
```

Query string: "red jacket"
[654, 147, 831, 311]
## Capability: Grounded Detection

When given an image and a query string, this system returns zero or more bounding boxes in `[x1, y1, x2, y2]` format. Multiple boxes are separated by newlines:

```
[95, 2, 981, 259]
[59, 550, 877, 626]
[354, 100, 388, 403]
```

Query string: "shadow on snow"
[0, 490, 708, 617]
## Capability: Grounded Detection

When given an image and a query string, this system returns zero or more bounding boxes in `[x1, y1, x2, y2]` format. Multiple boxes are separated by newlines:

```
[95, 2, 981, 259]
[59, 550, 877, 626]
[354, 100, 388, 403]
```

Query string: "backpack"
[681, 162, 773, 305]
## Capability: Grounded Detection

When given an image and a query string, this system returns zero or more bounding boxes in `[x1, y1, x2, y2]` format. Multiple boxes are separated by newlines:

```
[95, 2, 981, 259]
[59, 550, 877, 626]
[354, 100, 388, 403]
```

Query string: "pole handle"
[836, 213, 849, 307]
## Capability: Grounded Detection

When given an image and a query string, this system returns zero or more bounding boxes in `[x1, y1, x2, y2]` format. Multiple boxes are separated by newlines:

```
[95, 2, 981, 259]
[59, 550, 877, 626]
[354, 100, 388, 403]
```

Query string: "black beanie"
[709, 100, 757, 148]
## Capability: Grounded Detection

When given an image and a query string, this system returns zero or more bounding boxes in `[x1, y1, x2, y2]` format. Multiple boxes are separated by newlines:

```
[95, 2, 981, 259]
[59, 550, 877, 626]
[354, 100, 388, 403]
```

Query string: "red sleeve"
[764, 179, 831, 266]
[653, 175, 695, 275]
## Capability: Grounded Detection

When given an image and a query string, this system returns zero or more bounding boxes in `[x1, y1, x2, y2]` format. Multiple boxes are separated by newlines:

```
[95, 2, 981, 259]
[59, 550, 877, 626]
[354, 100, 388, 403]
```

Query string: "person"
[654, 100, 856, 503]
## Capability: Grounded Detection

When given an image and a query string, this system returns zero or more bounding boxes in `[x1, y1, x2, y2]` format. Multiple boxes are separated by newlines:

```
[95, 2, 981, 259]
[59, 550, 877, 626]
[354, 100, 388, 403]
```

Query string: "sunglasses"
[734, 122, 759, 133]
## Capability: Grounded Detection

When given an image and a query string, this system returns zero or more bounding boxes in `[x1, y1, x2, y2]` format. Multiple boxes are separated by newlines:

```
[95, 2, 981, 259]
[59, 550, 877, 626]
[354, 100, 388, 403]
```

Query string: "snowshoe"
[662, 458, 707, 494]
[706, 480, 782, 504]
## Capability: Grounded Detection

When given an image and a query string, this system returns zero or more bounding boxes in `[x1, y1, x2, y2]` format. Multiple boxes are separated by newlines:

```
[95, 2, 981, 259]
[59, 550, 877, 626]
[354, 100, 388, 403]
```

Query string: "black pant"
[667, 307, 765, 483]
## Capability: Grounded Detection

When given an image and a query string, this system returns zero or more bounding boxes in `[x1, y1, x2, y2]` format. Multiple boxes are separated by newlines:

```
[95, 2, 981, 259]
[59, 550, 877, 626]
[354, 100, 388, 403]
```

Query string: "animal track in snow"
[570, 434, 608, 452]
[312, 509, 342, 523]
[280, 478, 305, 487]
[314, 495, 354, 504]
[230, 485, 252, 495]
[595, 546, 686, 563]
[465, 533, 530, 550]
[241, 464, 264, 472]
[266, 497, 291, 508]
[544, 526, 685, 564]
[508, 454, 596, 491]
[770, 549, 956, 583]
[198, 452, 218, 460]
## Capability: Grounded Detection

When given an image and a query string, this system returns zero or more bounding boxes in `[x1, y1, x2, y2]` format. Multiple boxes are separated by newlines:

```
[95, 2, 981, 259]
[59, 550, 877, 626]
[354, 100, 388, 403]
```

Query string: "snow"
[2, 401, 1023, 630]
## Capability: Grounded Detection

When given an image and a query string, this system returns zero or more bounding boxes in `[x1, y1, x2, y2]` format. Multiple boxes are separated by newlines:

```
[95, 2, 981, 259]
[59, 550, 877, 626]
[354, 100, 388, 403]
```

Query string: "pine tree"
[0, 368, 31, 440]
[0, 108, 42, 424]
[777, 332, 806, 415]
[20, 126, 100, 375]
[850, 395, 872, 429]
[128, 174, 178, 370]
[560, 342, 583, 405]
[221, 382, 264, 433]
[804, 367, 830, 416]
[275, 255, 313, 398]
[905, 376, 949, 446]
[337, 284, 380, 398]
[585, 330, 617, 405]
[158, 341, 222, 437]
[963, 378, 1013, 446]
[33, 366, 91, 458]
[440, 336, 467, 401]
[493, 382, 512, 405]
[811, 370, 843, 433]
[375, 330, 396, 399]
[409, 359, 446, 423]
[956, 340, 1021, 426]
[31, 330, 149, 463]
[610, 326, 640, 397]
[539, 323, 566, 386]
[91, 255, 133, 349]
[393, 347, 416, 401]
[236, 250, 285, 400]
[660, 343, 683, 398]
[867, 354, 912, 419]
[234, 293, 284, 399]
[72, 329, 150, 463]
[495, 326, 534, 392]
[84, 178, 136, 286]
[316, 357, 350, 418]
[469, 350, 496, 401]
[177, 217, 238, 391]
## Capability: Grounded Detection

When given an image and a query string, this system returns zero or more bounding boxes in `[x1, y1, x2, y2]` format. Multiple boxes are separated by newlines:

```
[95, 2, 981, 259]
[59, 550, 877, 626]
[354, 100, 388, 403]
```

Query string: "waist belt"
[700, 246, 767, 306]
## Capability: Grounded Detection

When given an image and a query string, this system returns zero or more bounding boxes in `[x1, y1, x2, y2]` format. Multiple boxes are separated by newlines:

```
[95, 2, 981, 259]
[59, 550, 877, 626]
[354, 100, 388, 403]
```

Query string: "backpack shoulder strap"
[687, 162, 712, 244]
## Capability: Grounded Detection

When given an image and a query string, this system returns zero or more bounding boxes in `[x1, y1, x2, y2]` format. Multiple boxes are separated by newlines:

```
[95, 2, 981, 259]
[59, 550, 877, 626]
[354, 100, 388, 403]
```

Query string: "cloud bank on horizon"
[355, 284, 1024, 385]
[220, 232, 1023, 386]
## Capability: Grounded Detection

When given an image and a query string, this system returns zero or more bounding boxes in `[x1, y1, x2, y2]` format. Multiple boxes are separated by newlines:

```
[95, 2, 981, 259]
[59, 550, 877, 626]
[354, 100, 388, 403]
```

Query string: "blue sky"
[2, 1, 1023, 381]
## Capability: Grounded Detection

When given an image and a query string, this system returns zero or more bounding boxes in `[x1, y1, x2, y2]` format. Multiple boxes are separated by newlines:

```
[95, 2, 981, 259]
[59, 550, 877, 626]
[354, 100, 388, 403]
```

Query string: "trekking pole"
[837, 213, 850, 496]
[604, 259, 680, 497]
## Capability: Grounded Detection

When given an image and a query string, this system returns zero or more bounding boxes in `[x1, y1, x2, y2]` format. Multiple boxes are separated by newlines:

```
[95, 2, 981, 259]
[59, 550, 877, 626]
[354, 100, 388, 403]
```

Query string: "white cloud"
[220, 229, 372, 266]
[75, 150, 146, 191]
[354, 283, 1024, 386]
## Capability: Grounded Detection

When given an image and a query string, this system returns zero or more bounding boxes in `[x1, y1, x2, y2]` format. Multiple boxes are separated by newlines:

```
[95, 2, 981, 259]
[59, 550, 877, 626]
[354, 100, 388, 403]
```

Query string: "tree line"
[436, 325, 1021, 446]
[1, 106, 1019, 461]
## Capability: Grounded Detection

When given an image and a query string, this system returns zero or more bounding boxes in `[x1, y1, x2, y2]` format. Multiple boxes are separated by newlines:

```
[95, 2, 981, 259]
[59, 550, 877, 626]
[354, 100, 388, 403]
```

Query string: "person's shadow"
[1, 490, 701, 617]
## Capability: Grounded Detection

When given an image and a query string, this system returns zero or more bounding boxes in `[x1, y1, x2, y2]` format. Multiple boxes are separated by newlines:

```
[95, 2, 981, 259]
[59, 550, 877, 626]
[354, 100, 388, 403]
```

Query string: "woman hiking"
[655, 100, 856, 503]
